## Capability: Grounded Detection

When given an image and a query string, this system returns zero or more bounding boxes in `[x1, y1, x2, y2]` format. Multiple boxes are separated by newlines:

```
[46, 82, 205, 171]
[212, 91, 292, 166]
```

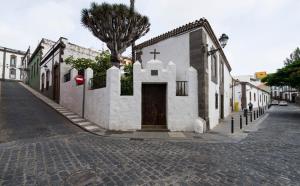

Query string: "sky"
[0, 0, 299, 75]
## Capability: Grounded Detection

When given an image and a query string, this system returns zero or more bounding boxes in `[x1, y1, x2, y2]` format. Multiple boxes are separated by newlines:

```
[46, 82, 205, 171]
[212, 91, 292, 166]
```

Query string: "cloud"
[0, 0, 299, 75]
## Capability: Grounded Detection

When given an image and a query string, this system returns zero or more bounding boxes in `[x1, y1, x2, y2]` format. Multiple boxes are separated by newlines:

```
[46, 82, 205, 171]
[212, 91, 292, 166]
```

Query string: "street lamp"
[208, 33, 229, 56]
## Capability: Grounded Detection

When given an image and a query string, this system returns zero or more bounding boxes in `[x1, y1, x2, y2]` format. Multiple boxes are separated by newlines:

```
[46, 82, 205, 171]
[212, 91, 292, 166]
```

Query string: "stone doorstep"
[77, 122, 92, 126]
[66, 115, 80, 119]
[71, 118, 86, 122]
[168, 132, 186, 138]
[60, 111, 72, 114]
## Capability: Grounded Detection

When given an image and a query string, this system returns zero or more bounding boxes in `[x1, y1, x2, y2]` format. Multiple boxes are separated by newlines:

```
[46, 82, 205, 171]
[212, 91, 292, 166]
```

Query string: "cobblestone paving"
[0, 105, 300, 185]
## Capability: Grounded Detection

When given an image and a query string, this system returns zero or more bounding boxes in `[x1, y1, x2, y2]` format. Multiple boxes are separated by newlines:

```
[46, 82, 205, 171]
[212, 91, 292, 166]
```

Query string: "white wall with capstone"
[62, 59, 200, 132]
[60, 68, 83, 116]
[107, 60, 199, 131]
[84, 68, 109, 129]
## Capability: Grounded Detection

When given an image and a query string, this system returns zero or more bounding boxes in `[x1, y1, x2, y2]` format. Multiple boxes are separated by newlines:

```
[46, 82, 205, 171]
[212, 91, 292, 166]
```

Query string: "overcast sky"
[0, 0, 299, 75]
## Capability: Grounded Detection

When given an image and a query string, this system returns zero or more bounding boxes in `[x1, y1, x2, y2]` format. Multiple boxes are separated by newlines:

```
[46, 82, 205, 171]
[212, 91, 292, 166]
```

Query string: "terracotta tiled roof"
[135, 18, 232, 71]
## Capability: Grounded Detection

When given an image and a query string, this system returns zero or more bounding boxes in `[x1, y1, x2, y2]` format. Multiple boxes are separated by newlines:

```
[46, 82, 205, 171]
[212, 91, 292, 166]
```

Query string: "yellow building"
[255, 71, 267, 79]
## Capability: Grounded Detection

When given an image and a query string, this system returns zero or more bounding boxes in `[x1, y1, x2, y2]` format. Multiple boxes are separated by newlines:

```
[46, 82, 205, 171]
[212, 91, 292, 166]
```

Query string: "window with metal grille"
[176, 81, 188, 96]
[64, 71, 71, 82]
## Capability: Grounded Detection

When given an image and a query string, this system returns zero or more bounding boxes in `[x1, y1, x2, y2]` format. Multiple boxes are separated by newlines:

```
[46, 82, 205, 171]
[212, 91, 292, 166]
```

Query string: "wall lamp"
[208, 33, 229, 56]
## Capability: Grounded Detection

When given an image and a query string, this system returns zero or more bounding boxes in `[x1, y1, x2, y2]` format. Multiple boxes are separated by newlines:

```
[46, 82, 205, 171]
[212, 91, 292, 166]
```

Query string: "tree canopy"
[65, 50, 111, 77]
[81, 2, 150, 66]
[262, 48, 300, 89]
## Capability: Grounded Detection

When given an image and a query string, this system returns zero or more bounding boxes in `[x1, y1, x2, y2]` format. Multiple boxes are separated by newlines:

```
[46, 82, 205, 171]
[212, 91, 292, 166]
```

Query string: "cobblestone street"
[0, 81, 300, 185]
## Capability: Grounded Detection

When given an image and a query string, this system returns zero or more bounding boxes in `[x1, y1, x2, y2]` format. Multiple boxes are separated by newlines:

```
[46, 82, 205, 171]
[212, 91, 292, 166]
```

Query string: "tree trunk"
[111, 53, 120, 68]
[131, 43, 135, 63]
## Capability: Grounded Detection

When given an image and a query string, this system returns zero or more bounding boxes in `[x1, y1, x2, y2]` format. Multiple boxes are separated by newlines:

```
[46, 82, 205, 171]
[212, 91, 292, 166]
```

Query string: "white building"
[0, 46, 26, 81]
[134, 18, 233, 130]
[20, 47, 31, 83]
[40, 37, 100, 105]
[271, 86, 299, 102]
[233, 81, 270, 111]
[235, 75, 261, 86]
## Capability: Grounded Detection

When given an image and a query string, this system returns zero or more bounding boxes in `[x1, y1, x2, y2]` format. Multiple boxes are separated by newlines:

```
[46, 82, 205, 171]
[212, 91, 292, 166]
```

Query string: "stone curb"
[18, 82, 107, 137]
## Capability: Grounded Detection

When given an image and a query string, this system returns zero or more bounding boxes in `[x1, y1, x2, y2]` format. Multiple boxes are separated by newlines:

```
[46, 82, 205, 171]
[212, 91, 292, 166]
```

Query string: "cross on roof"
[150, 49, 160, 60]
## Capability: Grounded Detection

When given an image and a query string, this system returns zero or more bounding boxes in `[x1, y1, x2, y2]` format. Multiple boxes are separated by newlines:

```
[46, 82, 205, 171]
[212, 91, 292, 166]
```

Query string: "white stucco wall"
[107, 60, 199, 131]
[140, 33, 190, 81]
[60, 68, 83, 116]
[223, 67, 233, 117]
[72, 59, 199, 131]
[84, 68, 109, 129]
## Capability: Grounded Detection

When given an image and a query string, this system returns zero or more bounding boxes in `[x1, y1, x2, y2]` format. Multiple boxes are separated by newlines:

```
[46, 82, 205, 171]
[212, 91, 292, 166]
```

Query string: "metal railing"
[176, 81, 188, 96]
[89, 74, 106, 89]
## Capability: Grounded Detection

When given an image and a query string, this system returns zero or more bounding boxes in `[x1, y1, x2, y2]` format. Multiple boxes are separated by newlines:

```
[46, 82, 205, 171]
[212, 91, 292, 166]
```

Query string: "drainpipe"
[2, 48, 6, 80]
[82, 71, 85, 118]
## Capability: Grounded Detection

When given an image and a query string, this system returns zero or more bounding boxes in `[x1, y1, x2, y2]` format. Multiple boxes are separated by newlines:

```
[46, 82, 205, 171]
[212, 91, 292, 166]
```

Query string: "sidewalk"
[19, 82, 269, 142]
[211, 108, 269, 141]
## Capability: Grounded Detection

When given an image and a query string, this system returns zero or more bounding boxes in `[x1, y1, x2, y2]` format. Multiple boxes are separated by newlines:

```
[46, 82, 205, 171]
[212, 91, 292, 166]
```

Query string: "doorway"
[53, 65, 60, 103]
[142, 84, 167, 130]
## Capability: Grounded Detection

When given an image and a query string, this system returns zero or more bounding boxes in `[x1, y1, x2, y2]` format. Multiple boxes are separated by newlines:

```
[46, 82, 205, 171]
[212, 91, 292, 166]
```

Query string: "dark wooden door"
[220, 94, 224, 119]
[53, 65, 60, 103]
[142, 84, 167, 129]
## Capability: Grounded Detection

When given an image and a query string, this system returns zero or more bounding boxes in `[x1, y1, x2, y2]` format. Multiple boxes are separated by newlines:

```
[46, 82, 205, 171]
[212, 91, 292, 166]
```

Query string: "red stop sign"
[75, 75, 84, 85]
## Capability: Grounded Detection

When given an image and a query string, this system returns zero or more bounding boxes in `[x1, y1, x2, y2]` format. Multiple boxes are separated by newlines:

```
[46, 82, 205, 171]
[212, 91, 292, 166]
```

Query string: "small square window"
[151, 70, 158, 76]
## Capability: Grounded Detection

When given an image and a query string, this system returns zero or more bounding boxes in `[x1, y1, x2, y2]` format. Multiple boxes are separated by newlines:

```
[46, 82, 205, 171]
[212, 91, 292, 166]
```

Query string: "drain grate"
[65, 169, 99, 186]
[129, 138, 144, 141]
[193, 136, 202, 139]
[243, 131, 251, 133]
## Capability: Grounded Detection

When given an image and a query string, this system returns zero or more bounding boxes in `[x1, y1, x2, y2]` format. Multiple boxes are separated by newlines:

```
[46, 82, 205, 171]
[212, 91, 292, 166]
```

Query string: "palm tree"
[81, 2, 150, 67]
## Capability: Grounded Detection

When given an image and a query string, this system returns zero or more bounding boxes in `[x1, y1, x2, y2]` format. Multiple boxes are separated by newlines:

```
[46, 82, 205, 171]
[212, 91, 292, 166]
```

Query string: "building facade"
[28, 39, 55, 91]
[135, 18, 233, 130]
[40, 37, 99, 104]
[233, 81, 270, 111]
[20, 47, 31, 83]
[0, 46, 26, 81]
[271, 86, 299, 102]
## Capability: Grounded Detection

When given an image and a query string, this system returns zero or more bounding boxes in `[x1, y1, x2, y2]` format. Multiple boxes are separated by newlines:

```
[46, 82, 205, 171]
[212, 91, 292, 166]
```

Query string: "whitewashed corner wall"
[61, 59, 200, 131]
[84, 68, 109, 129]
[60, 68, 83, 116]
[106, 60, 199, 131]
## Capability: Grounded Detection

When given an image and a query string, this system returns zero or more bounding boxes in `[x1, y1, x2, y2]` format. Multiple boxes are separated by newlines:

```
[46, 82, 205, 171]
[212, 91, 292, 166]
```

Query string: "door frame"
[220, 94, 224, 119]
[141, 83, 167, 129]
[53, 64, 60, 103]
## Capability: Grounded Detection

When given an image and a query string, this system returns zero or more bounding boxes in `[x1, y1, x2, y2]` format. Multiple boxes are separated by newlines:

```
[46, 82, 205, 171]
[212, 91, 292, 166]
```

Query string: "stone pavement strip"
[19, 82, 106, 136]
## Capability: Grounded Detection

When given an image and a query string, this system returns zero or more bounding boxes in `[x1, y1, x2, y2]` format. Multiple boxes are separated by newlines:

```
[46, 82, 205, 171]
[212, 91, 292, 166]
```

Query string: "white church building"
[56, 18, 234, 132]
[134, 18, 233, 130]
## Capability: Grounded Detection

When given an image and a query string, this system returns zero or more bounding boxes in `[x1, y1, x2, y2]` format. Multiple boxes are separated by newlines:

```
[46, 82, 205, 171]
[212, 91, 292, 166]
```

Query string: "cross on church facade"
[150, 49, 160, 60]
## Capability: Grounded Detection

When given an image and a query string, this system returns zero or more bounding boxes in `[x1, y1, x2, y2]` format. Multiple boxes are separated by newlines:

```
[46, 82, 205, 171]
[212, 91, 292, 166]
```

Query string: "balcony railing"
[176, 81, 188, 96]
